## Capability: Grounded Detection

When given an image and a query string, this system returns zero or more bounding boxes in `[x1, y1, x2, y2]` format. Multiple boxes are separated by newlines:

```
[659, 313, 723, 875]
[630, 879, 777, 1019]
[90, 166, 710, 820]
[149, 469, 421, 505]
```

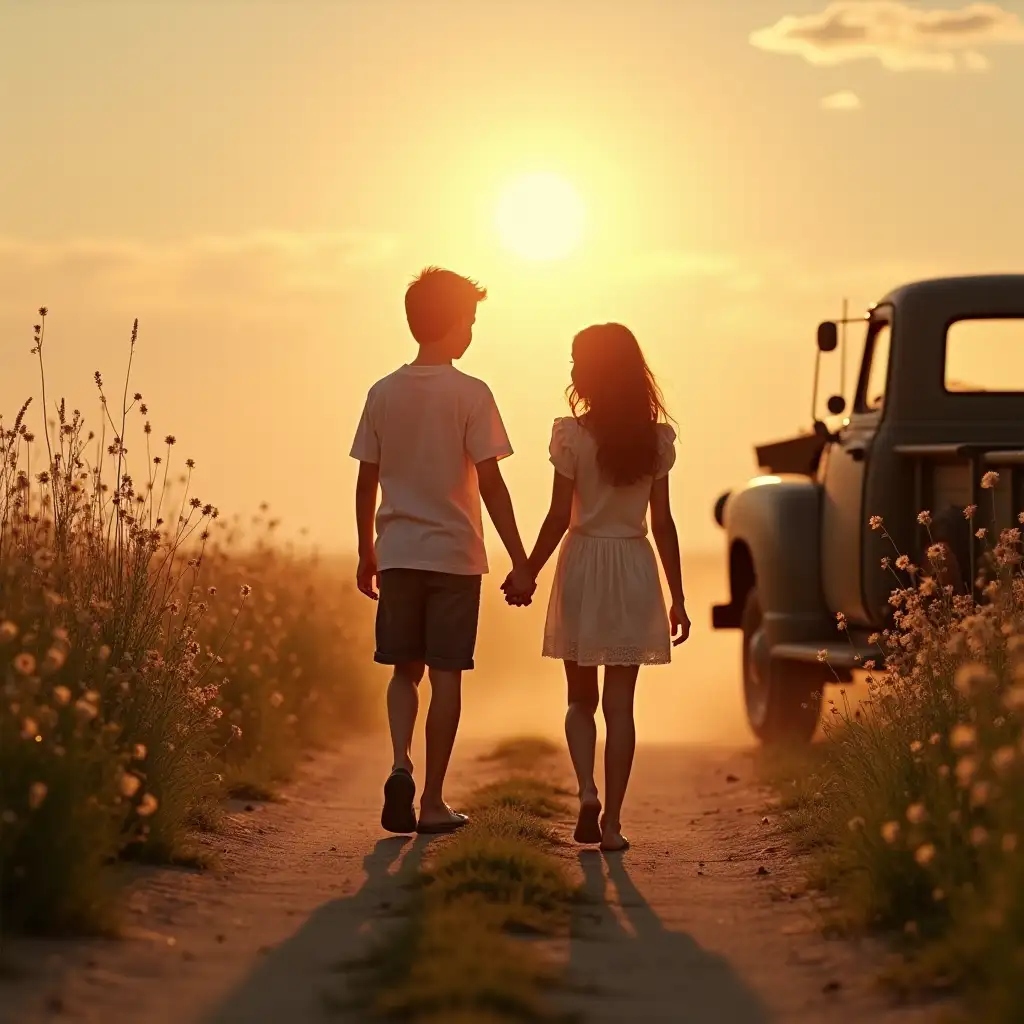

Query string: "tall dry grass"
[788, 475, 1024, 1021]
[1, 310, 378, 934]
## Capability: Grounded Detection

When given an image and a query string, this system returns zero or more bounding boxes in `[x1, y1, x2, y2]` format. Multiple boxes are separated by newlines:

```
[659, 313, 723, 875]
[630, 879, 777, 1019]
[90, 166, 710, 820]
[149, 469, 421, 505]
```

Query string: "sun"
[495, 172, 586, 261]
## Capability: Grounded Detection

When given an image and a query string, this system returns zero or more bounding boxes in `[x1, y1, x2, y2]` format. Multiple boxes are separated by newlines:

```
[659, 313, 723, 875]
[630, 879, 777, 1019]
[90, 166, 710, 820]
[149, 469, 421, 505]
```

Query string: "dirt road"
[1, 735, 940, 1024]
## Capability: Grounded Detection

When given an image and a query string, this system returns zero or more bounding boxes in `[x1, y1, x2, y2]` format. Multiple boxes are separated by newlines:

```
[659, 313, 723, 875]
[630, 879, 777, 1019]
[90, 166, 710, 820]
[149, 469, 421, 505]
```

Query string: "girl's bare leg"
[600, 665, 640, 851]
[563, 660, 601, 842]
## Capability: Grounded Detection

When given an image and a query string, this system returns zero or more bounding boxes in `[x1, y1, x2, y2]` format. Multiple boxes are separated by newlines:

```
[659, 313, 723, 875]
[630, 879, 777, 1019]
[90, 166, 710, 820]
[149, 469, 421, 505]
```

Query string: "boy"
[350, 266, 535, 835]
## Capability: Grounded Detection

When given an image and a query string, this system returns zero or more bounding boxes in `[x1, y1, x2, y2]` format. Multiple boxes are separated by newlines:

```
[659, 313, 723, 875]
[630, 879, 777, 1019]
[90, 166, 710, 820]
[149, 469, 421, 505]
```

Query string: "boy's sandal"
[416, 811, 469, 835]
[381, 768, 417, 835]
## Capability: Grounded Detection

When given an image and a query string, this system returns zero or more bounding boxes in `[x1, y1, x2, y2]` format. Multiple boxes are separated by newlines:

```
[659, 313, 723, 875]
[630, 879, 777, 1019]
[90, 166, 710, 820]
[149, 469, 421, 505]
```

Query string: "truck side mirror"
[826, 395, 846, 415]
[817, 321, 838, 352]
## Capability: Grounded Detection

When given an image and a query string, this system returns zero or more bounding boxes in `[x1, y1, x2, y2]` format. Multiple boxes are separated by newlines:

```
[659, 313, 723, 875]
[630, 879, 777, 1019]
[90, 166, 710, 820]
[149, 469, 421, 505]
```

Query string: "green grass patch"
[349, 777, 578, 1023]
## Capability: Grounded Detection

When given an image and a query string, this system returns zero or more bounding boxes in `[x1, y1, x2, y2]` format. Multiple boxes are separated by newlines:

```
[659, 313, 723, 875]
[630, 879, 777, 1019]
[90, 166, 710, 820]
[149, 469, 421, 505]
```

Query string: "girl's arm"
[526, 469, 574, 578]
[650, 475, 686, 611]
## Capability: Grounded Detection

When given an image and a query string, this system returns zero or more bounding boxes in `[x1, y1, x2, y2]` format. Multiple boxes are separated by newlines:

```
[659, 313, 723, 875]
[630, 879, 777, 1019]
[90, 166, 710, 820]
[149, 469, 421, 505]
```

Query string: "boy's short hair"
[405, 267, 487, 345]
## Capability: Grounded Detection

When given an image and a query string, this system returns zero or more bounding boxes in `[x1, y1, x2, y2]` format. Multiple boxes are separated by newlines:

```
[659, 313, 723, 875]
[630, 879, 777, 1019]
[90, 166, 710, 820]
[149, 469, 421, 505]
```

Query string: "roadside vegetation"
[0, 310, 378, 935]
[767, 484, 1024, 1022]
[350, 738, 579, 1023]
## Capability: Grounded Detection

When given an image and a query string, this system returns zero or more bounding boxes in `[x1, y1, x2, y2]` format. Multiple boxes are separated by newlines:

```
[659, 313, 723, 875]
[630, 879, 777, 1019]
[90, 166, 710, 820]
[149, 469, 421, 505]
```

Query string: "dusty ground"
[0, 735, 943, 1024]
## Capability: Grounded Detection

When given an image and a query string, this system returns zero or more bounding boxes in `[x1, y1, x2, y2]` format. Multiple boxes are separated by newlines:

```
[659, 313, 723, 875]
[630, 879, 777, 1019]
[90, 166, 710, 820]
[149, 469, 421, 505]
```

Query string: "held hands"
[670, 602, 691, 646]
[502, 564, 537, 607]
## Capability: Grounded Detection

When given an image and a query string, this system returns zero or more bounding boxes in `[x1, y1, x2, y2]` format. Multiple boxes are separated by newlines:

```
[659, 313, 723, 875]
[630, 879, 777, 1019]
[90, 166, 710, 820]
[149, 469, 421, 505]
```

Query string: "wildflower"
[971, 781, 992, 807]
[982, 471, 1000, 490]
[920, 577, 937, 597]
[164, 435, 176, 446]
[53, 685, 71, 706]
[917, 510, 932, 526]
[74, 698, 98, 722]
[28, 782, 48, 810]
[230, 723, 243, 740]
[907, 803, 927, 824]
[993, 746, 1016, 773]
[970, 826, 989, 847]
[868, 632, 880, 645]
[208, 586, 217, 597]
[98, 645, 112, 662]
[880, 555, 892, 571]
[0, 621, 18, 643]
[240, 584, 252, 599]
[976, 528, 988, 540]
[965, 504, 978, 519]
[956, 756, 978, 786]
[869, 515, 884, 530]
[836, 611, 847, 632]
[895, 555, 911, 571]
[816, 649, 827, 663]
[951, 724, 977, 751]
[32, 548, 54, 570]
[134, 743, 147, 760]
[41, 646, 66, 674]
[269, 691, 284, 709]
[1019, 511, 1024, 525]
[20, 717, 39, 740]
[119, 773, 141, 798]
[881, 821, 901, 844]
[12, 652, 36, 676]
[1003, 834, 1018, 854]
[136, 793, 159, 817]
[909, 740, 924, 754]
[955, 662, 994, 696]
[915, 844, 936, 867]
[929, 732, 941, 745]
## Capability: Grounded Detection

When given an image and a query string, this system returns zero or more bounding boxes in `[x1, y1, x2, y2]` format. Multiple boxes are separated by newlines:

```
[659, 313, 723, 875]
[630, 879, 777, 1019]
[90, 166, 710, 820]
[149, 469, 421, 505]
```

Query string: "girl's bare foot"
[599, 814, 630, 852]
[574, 790, 602, 844]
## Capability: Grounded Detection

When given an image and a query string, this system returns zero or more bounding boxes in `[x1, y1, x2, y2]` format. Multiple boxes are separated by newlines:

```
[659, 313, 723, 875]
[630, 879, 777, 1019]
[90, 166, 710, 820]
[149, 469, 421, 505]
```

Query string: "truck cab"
[712, 275, 1024, 744]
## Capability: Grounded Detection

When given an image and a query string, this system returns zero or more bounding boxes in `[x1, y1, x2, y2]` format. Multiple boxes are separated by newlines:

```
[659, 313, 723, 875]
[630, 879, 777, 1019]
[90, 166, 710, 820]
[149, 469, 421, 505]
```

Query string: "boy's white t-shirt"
[349, 364, 513, 575]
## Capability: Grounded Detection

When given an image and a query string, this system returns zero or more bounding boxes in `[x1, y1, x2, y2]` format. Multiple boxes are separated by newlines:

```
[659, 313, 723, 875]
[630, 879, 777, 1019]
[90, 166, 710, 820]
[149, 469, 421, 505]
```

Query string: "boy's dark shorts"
[375, 568, 482, 672]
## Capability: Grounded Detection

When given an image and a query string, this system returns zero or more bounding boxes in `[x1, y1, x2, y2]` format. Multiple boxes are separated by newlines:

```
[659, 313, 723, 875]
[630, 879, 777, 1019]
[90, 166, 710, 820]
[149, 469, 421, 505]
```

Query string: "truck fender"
[713, 476, 832, 647]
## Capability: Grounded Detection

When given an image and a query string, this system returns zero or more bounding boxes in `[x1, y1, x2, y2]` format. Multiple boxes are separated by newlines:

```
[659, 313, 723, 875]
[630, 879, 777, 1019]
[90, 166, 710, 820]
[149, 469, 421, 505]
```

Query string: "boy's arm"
[350, 391, 382, 600]
[476, 458, 533, 596]
[355, 461, 380, 599]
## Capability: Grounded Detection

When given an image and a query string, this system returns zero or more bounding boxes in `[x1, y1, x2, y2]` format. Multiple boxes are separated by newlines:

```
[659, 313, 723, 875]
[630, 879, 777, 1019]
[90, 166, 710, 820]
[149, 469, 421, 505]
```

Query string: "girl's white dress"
[542, 416, 676, 667]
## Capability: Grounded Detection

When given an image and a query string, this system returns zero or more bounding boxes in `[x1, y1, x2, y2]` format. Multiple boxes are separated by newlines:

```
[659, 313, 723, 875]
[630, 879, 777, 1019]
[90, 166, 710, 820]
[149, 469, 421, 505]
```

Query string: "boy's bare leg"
[381, 661, 424, 834]
[419, 667, 464, 826]
[387, 661, 424, 774]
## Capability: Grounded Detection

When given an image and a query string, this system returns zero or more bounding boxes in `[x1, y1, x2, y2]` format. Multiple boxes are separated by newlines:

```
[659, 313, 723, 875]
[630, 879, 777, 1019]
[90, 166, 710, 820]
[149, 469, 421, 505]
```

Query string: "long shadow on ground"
[560, 850, 771, 1024]
[205, 834, 431, 1024]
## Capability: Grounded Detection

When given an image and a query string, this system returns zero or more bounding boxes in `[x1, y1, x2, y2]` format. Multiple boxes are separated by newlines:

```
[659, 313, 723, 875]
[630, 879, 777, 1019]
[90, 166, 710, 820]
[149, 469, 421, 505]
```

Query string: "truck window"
[858, 322, 892, 412]
[945, 318, 1024, 393]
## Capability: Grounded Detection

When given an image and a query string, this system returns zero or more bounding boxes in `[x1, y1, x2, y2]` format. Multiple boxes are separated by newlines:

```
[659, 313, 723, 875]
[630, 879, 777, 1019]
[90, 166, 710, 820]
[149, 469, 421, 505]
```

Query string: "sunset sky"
[4, 0, 1024, 561]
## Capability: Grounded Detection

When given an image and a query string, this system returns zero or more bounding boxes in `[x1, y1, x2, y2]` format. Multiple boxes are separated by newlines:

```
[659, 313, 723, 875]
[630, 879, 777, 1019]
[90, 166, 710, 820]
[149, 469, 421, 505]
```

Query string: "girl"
[504, 323, 689, 852]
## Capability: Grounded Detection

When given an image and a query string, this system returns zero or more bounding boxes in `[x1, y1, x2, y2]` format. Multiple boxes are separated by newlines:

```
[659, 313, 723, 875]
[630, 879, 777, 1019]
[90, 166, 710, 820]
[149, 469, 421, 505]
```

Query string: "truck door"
[820, 310, 892, 628]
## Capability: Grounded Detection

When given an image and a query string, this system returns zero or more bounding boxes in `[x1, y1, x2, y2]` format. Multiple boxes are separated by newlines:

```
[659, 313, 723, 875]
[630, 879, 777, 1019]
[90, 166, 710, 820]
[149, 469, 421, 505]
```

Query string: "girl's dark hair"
[568, 323, 669, 486]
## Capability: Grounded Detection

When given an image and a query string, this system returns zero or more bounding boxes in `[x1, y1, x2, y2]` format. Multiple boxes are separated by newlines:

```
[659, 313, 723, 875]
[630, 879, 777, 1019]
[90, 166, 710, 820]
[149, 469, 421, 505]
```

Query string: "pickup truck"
[711, 275, 1024, 744]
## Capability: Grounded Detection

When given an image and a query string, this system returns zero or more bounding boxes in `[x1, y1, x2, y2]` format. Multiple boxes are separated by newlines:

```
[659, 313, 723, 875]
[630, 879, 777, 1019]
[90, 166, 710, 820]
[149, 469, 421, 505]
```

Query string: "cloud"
[0, 231, 402, 315]
[750, 2, 1024, 71]
[821, 89, 863, 109]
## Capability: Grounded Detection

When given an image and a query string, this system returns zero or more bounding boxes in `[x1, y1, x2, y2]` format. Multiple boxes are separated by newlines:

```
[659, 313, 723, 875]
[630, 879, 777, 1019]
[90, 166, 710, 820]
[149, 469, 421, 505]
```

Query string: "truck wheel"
[741, 588, 823, 745]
